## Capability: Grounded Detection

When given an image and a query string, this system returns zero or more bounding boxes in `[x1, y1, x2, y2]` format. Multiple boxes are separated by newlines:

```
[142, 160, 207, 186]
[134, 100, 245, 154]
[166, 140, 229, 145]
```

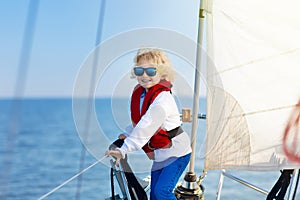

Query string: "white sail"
[204, 0, 300, 170]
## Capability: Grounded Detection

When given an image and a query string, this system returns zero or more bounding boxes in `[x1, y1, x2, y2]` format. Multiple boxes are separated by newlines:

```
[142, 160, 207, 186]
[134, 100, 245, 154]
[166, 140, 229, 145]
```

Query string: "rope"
[74, 1, 106, 199]
[0, 0, 39, 199]
[38, 157, 105, 200]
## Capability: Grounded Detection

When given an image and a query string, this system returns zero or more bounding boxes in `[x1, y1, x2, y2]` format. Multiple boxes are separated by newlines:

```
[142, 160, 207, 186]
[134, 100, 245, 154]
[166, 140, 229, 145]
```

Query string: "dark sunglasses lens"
[145, 68, 157, 76]
[134, 67, 157, 76]
[134, 67, 144, 76]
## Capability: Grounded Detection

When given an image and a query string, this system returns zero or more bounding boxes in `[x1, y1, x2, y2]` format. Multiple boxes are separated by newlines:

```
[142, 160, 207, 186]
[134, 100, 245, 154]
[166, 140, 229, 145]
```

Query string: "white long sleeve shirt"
[118, 91, 192, 162]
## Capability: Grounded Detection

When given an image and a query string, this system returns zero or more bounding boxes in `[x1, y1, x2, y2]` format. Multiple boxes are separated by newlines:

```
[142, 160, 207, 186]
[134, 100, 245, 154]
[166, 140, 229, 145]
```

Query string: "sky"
[0, 0, 201, 98]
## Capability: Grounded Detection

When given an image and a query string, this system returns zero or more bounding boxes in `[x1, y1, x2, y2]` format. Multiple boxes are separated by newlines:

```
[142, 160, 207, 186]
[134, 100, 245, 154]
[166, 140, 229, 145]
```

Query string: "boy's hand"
[105, 149, 122, 165]
[118, 134, 127, 139]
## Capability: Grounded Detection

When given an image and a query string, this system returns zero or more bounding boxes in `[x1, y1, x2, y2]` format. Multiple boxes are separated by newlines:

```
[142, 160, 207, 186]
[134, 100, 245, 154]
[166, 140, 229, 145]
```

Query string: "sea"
[0, 98, 297, 200]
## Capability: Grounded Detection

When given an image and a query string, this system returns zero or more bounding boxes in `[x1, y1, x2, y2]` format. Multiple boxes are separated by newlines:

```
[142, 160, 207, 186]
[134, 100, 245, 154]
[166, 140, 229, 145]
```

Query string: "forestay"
[204, 0, 300, 170]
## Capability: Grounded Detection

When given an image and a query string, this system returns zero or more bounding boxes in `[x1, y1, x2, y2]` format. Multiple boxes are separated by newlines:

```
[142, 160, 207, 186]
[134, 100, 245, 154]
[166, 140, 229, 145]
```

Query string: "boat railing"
[216, 169, 300, 200]
[216, 170, 268, 200]
[37, 158, 104, 200]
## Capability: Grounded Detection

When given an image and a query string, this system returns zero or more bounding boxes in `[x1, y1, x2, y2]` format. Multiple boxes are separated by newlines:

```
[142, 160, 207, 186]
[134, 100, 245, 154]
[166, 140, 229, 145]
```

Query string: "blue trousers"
[150, 153, 191, 200]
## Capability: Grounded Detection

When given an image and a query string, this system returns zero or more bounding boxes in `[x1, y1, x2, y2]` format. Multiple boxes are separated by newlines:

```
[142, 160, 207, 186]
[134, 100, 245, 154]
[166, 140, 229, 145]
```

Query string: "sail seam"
[210, 104, 298, 122]
[216, 48, 300, 75]
[242, 104, 297, 117]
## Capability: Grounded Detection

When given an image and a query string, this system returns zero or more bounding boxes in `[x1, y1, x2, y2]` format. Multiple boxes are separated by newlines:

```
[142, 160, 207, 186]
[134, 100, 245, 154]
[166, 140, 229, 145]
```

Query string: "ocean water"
[0, 98, 297, 200]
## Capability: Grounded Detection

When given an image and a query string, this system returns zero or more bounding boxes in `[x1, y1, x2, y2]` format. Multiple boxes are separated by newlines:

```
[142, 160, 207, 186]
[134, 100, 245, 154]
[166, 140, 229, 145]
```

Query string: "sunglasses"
[133, 67, 157, 77]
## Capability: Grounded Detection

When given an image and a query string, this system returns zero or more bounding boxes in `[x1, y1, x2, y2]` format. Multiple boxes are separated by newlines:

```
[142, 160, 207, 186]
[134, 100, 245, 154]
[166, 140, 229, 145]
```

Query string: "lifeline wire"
[37, 156, 106, 200]
[75, 1, 106, 200]
[0, 0, 39, 199]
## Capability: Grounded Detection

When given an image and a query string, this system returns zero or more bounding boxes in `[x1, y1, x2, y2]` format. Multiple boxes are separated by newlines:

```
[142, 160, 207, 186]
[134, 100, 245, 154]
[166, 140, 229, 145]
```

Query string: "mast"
[189, 0, 205, 174]
[174, 0, 206, 198]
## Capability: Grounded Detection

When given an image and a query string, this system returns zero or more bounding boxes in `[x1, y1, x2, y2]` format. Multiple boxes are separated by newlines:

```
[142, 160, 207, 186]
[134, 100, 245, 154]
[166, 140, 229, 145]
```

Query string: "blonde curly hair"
[131, 48, 176, 82]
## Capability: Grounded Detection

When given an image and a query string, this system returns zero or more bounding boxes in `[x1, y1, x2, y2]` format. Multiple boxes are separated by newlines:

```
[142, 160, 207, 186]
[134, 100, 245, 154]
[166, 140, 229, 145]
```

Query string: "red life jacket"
[130, 80, 172, 159]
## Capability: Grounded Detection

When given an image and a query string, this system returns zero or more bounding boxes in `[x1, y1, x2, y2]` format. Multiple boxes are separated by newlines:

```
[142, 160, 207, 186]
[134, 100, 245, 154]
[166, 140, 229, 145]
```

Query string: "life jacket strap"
[167, 126, 184, 139]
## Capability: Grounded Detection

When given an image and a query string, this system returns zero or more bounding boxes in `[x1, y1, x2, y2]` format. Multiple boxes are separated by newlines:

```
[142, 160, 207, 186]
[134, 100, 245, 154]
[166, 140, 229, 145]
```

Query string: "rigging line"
[75, 1, 106, 200]
[37, 157, 105, 200]
[0, 0, 39, 199]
